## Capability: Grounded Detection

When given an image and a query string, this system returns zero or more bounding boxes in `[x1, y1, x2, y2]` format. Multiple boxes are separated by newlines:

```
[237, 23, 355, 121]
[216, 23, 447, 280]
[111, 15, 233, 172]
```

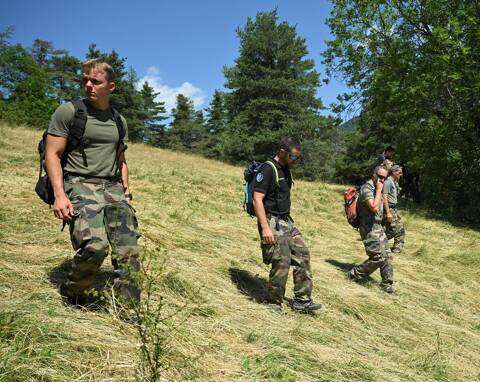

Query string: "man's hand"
[53, 194, 74, 220]
[262, 225, 275, 245]
[386, 213, 394, 224]
[375, 178, 384, 190]
[124, 189, 132, 204]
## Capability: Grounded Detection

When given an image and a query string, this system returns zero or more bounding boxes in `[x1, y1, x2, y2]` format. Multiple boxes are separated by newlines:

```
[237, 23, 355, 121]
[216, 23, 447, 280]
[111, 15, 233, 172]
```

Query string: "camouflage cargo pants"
[260, 216, 313, 304]
[351, 223, 394, 287]
[383, 209, 405, 253]
[63, 176, 141, 300]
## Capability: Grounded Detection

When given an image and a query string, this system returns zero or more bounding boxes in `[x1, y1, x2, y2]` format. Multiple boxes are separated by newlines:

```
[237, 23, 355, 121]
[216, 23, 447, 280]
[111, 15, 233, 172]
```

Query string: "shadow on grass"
[229, 267, 268, 304]
[47, 258, 115, 310]
[325, 259, 374, 282]
[400, 199, 480, 232]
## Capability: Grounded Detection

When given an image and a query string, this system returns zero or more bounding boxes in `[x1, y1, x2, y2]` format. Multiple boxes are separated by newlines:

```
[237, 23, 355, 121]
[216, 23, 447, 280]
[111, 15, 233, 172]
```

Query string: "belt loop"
[275, 215, 280, 231]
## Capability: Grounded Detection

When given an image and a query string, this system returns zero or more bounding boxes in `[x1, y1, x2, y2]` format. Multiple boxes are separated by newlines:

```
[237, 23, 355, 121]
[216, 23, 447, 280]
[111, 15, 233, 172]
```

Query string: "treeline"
[323, 0, 480, 224]
[0, 12, 340, 182]
[2, 4, 478, 223]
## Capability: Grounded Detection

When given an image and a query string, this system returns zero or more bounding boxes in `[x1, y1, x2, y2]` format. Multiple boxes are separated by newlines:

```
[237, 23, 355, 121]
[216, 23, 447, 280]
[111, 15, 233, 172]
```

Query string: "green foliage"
[324, 0, 480, 222]
[222, 10, 326, 162]
[0, 36, 57, 128]
[0, 32, 166, 140]
[141, 81, 168, 146]
[202, 89, 227, 158]
[167, 94, 207, 151]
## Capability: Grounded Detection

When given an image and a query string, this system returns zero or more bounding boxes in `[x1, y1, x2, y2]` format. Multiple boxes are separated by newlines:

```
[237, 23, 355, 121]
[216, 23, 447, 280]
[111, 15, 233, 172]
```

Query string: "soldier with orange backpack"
[347, 165, 395, 294]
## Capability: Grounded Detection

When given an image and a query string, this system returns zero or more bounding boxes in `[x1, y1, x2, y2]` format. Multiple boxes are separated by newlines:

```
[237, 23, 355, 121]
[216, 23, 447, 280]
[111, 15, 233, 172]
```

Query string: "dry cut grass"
[1, 123, 480, 381]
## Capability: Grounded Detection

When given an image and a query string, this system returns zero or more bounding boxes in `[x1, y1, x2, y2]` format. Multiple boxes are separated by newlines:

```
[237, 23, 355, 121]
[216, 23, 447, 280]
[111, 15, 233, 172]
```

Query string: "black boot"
[292, 298, 322, 313]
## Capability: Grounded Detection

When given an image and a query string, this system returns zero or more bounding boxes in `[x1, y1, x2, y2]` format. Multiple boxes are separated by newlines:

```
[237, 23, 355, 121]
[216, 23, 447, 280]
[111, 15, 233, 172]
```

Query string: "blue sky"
[0, 0, 349, 116]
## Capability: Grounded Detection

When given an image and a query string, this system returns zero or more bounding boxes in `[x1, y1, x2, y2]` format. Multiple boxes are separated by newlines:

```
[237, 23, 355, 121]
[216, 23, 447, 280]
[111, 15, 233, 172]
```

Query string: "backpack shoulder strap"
[111, 107, 126, 142]
[67, 99, 88, 153]
[264, 161, 279, 185]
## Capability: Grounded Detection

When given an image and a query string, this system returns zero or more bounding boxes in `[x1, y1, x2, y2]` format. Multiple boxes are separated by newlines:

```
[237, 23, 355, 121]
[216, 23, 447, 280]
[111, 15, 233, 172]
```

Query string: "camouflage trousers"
[63, 176, 141, 300]
[260, 216, 313, 304]
[351, 223, 394, 287]
[383, 208, 405, 253]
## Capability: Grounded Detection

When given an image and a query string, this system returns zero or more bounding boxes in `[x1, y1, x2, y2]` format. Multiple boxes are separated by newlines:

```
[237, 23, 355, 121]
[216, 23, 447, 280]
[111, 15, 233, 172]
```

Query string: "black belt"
[388, 204, 397, 209]
[266, 213, 292, 221]
[266, 213, 293, 230]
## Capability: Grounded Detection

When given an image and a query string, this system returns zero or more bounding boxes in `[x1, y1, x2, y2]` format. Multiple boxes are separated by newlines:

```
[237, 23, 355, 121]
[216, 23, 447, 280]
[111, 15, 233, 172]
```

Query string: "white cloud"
[138, 66, 205, 113]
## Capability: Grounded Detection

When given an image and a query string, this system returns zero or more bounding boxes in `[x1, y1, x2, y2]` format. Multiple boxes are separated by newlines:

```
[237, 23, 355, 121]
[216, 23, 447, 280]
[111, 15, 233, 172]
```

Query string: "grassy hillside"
[1, 124, 480, 382]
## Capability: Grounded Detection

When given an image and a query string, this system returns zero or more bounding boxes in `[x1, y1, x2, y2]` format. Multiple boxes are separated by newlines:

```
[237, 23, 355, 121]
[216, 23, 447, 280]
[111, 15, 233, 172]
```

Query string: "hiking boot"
[346, 269, 364, 283]
[391, 247, 402, 254]
[292, 299, 322, 313]
[379, 283, 395, 294]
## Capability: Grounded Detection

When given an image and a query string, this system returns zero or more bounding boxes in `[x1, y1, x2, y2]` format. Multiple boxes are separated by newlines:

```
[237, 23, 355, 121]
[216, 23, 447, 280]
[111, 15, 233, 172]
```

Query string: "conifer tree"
[223, 9, 322, 161]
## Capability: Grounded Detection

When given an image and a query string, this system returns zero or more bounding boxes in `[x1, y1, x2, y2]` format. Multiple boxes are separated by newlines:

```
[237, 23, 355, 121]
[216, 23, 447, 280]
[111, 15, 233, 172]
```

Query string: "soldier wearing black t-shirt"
[252, 138, 321, 313]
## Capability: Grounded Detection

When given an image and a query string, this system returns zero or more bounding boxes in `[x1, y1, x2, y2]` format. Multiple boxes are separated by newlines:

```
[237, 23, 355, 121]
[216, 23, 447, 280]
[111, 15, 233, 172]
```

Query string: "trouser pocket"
[261, 243, 275, 265]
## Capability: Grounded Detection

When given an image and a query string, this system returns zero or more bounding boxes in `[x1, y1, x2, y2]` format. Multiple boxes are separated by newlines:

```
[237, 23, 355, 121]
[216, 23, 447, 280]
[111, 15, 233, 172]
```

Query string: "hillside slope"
[1, 124, 479, 382]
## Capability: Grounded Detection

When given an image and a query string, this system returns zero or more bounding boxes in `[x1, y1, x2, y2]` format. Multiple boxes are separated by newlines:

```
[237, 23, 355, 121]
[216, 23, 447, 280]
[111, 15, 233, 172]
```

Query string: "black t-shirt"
[253, 159, 292, 216]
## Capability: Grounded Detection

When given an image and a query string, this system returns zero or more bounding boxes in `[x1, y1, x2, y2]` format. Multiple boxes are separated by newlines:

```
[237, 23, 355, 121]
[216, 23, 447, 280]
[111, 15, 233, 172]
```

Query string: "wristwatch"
[125, 193, 133, 201]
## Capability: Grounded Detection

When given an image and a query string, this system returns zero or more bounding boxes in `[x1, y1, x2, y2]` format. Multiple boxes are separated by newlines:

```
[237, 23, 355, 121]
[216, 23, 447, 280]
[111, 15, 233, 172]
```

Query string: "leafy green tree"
[31, 39, 82, 102]
[324, 0, 480, 222]
[0, 30, 56, 128]
[222, 9, 323, 162]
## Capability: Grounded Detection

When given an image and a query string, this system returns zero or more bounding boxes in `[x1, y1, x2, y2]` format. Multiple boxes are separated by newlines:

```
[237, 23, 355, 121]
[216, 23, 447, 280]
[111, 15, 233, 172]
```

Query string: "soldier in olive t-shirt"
[347, 169, 395, 293]
[47, 101, 128, 178]
[46, 60, 140, 307]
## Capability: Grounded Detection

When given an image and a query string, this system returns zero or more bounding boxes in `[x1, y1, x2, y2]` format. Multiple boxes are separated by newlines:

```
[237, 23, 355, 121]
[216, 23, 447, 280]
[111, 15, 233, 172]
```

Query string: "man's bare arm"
[45, 135, 74, 220]
[366, 185, 384, 214]
[118, 150, 131, 201]
[253, 191, 275, 244]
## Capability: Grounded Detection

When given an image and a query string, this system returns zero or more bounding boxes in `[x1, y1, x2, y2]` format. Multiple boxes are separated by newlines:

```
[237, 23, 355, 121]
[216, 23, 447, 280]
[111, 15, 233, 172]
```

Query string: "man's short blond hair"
[82, 59, 115, 82]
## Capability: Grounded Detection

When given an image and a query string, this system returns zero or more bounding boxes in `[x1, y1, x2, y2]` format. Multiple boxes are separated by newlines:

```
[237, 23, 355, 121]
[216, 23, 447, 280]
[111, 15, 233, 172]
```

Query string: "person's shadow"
[229, 267, 268, 303]
[48, 258, 116, 309]
[324, 259, 374, 282]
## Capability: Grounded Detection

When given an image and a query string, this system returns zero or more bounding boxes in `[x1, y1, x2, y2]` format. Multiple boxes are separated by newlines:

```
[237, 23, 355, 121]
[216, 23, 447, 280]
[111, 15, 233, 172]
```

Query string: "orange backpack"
[344, 186, 360, 228]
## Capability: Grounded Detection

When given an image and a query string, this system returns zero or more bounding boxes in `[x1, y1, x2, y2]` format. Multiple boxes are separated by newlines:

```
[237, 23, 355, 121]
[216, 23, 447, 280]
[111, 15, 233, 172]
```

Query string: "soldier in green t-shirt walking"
[347, 165, 395, 293]
[45, 59, 141, 305]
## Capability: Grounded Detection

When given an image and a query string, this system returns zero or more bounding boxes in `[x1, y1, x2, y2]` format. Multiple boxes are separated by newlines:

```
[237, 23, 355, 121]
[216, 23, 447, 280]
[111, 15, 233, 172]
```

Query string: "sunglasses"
[289, 153, 300, 161]
[377, 174, 387, 180]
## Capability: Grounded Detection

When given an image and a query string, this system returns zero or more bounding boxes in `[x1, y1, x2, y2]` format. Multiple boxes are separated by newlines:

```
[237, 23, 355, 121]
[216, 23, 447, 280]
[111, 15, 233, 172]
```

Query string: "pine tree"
[223, 9, 322, 161]
[140, 81, 167, 146]
[202, 89, 227, 157]
[168, 94, 204, 150]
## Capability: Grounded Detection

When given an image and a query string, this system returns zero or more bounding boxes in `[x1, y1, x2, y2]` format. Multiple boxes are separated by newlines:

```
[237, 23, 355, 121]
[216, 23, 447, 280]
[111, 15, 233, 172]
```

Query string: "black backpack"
[35, 99, 126, 205]
[243, 161, 279, 216]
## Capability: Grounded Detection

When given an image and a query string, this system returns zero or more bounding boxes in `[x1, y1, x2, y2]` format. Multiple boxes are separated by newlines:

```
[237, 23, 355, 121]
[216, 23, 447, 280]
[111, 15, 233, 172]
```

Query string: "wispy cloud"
[138, 66, 205, 113]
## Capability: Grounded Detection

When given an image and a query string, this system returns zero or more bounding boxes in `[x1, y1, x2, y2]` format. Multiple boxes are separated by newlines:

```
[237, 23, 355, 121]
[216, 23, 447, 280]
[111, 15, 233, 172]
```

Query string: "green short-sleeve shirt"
[383, 177, 399, 206]
[47, 101, 128, 178]
[358, 179, 383, 224]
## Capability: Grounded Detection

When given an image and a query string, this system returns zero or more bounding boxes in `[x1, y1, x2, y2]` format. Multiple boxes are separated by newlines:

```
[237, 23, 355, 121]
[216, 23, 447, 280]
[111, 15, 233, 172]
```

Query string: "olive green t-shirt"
[358, 179, 383, 224]
[383, 176, 400, 206]
[47, 101, 128, 178]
